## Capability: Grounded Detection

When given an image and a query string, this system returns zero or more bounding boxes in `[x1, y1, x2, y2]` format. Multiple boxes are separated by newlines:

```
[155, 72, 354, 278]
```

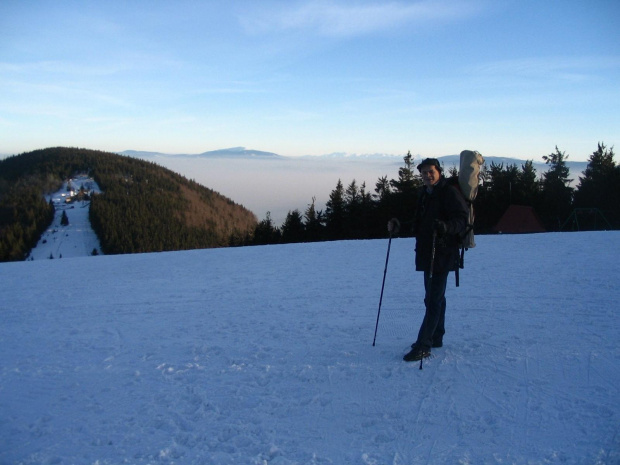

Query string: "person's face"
[421, 165, 441, 188]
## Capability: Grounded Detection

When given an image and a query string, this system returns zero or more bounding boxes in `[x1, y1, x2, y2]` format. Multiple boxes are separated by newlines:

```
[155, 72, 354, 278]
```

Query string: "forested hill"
[0, 147, 257, 261]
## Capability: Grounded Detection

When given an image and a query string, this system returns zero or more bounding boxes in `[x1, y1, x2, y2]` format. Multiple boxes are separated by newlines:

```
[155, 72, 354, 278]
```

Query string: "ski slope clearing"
[28, 175, 102, 260]
[1, 232, 619, 464]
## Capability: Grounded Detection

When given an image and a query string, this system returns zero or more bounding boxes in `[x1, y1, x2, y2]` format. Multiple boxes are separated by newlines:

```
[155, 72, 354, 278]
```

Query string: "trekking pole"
[372, 232, 393, 346]
[420, 230, 438, 370]
[428, 230, 437, 282]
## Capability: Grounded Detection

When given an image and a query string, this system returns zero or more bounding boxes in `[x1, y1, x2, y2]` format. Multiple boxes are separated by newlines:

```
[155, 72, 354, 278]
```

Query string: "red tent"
[493, 205, 546, 234]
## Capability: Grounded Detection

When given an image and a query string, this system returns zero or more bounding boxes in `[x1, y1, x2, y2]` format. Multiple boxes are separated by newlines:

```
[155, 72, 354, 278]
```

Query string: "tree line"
[1, 144, 617, 261]
[251, 143, 619, 245]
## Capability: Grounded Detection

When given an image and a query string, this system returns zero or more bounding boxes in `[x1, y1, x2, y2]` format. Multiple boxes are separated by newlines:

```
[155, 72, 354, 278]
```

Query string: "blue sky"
[1, 0, 619, 161]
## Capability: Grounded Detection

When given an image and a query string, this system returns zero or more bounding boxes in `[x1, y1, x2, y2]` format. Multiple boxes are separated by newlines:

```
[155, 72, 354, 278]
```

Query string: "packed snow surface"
[1, 232, 619, 464]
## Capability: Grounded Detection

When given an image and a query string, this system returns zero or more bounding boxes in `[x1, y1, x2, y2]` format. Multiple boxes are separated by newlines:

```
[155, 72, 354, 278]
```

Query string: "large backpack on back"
[452, 150, 484, 286]
[458, 150, 484, 248]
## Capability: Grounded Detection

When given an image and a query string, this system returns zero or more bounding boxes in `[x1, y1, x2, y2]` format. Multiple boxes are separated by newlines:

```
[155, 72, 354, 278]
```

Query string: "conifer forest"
[0, 143, 618, 261]
[256, 143, 619, 244]
[0, 148, 256, 261]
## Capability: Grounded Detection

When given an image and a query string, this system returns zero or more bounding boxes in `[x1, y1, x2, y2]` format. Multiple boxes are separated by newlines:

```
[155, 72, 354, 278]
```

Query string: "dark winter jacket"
[414, 177, 469, 273]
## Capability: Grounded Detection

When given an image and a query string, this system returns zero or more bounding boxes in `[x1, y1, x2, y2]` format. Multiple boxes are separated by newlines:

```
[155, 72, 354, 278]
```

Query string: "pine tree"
[358, 182, 378, 238]
[573, 142, 619, 228]
[516, 160, 540, 206]
[373, 176, 392, 203]
[574, 143, 616, 209]
[344, 180, 361, 237]
[303, 197, 324, 242]
[253, 212, 281, 245]
[540, 146, 574, 230]
[387, 152, 421, 230]
[476, 162, 512, 229]
[281, 209, 305, 243]
[389, 151, 417, 194]
[325, 180, 346, 240]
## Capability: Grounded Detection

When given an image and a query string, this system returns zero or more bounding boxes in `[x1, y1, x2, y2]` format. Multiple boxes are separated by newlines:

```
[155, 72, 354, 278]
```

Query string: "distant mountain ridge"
[121, 148, 589, 179]
[120, 147, 283, 159]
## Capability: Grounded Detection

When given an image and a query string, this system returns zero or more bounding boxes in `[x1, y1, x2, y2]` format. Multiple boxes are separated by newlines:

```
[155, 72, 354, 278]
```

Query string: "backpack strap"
[455, 246, 465, 287]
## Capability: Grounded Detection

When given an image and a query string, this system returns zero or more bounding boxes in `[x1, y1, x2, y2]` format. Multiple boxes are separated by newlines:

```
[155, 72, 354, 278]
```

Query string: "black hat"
[417, 158, 442, 172]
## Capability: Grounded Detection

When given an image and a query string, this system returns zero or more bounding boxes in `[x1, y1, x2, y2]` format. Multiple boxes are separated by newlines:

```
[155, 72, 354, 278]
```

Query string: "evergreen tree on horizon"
[540, 146, 574, 230]
[573, 142, 619, 227]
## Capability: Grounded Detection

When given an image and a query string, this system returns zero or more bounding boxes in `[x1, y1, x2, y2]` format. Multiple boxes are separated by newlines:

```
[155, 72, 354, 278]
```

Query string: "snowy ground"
[1, 230, 619, 464]
[27, 175, 102, 260]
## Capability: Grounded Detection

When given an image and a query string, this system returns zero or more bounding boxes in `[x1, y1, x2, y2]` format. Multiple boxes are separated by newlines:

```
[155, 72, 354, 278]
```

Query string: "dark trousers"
[416, 270, 448, 349]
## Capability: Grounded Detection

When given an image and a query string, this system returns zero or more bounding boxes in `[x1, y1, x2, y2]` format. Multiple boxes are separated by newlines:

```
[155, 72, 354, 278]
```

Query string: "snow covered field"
[1, 231, 619, 464]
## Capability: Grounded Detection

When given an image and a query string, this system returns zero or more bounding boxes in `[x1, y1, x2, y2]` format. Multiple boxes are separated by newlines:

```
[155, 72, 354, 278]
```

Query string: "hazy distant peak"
[198, 147, 283, 158]
[120, 147, 284, 159]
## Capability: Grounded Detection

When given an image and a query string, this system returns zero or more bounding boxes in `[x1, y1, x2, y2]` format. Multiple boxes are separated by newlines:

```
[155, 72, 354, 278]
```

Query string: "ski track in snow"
[1, 228, 619, 464]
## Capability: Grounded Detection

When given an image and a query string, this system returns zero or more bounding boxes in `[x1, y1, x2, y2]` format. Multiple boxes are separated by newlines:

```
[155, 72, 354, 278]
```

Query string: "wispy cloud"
[190, 81, 269, 96]
[467, 56, 620, 83]
[0, 77, 135, 117]
[0, 61, 121, 76]
[241, 0, 481, 38]
[0, 51, 185, 77]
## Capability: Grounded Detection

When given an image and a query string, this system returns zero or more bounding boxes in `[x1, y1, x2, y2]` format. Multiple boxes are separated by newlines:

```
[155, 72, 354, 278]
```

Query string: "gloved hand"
[433, 219, 447, 236]
[387, 218, 400, 235]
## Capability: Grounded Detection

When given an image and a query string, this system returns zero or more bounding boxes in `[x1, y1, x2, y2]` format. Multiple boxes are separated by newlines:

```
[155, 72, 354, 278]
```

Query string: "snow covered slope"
[1, 232, 619, 464]
[27, 175, 102, 260]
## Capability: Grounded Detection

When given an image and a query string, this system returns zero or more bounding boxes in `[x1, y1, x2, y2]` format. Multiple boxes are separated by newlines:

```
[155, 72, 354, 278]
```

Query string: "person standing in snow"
[389, 158, 469, 362]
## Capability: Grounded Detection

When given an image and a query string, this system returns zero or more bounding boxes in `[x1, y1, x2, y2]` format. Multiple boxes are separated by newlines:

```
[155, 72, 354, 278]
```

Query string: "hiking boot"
[403, 347, 431, 362]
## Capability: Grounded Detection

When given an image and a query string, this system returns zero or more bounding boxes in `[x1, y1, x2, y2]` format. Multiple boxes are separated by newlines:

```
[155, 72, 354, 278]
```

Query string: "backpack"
[448, 150, 485, 286]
